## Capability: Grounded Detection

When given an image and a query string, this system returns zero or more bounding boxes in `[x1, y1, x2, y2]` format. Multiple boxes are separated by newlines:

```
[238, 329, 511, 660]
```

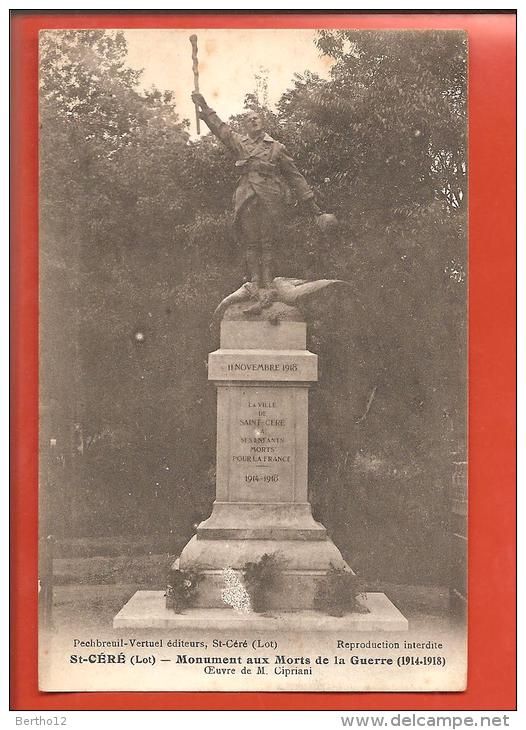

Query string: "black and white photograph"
[38, 27, 468, 692]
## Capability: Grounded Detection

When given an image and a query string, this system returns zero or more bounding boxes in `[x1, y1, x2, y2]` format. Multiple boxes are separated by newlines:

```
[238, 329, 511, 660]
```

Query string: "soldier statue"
[191, 92, 337, 307]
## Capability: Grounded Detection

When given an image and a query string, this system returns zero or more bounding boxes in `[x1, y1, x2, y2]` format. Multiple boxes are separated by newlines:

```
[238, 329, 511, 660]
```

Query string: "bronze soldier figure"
[191, 92, 336, 305]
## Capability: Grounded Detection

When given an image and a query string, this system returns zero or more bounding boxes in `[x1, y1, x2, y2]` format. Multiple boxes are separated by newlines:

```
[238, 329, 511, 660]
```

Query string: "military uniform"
[199, 107, 317, 287]
[200, 108, 314, 222]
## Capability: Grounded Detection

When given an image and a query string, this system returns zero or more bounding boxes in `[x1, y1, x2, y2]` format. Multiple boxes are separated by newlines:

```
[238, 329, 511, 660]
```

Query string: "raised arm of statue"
[191, 92, 244, 157]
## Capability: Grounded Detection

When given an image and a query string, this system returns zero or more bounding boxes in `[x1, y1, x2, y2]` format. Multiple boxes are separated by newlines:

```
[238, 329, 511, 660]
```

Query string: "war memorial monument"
[114, 61, 407, 632]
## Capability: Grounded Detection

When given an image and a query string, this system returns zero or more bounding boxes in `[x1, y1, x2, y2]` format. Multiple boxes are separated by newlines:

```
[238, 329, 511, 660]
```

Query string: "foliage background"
[39, 29, 467, 585]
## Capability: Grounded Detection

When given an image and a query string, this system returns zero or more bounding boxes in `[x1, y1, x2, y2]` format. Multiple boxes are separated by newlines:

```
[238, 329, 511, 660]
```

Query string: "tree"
[270, 31, 467, 574]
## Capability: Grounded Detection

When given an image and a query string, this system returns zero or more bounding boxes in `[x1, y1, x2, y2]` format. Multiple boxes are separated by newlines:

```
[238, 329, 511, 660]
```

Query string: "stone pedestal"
[114, 591, 408, 631]
[114, 300, 407, 630]
[177, 301, 348, 610]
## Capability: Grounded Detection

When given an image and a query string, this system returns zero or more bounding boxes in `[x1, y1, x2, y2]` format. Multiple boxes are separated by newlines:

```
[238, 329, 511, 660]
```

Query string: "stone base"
[113, 591, 408, 631]
[177, 536, 349, 609]
[196, 501, 327, 540]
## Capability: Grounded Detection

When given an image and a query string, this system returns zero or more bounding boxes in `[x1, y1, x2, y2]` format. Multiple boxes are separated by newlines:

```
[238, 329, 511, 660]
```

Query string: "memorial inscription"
[227, 362, 298, 373]
[229, 386, 294, 502]
[207, 350, 317, 382]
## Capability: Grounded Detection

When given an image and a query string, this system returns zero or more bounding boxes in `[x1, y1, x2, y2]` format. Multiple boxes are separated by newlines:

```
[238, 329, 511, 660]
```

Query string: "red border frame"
[10, 11, 516, 711]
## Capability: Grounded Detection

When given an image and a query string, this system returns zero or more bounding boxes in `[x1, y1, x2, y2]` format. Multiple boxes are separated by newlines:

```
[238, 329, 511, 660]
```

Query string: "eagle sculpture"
[212, 277, 353, 323]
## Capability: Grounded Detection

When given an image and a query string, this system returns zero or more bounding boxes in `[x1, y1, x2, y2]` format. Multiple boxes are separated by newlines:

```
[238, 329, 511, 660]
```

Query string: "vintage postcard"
[38, 27, 467, 692]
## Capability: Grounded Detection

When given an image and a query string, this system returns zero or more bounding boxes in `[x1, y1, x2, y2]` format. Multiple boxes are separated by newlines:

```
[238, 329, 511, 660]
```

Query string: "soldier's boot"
[253, 248, 276, 309]
[246, 249, 261, 290]
[261, 249, 274, 289]
[243, 260, 276, 314]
